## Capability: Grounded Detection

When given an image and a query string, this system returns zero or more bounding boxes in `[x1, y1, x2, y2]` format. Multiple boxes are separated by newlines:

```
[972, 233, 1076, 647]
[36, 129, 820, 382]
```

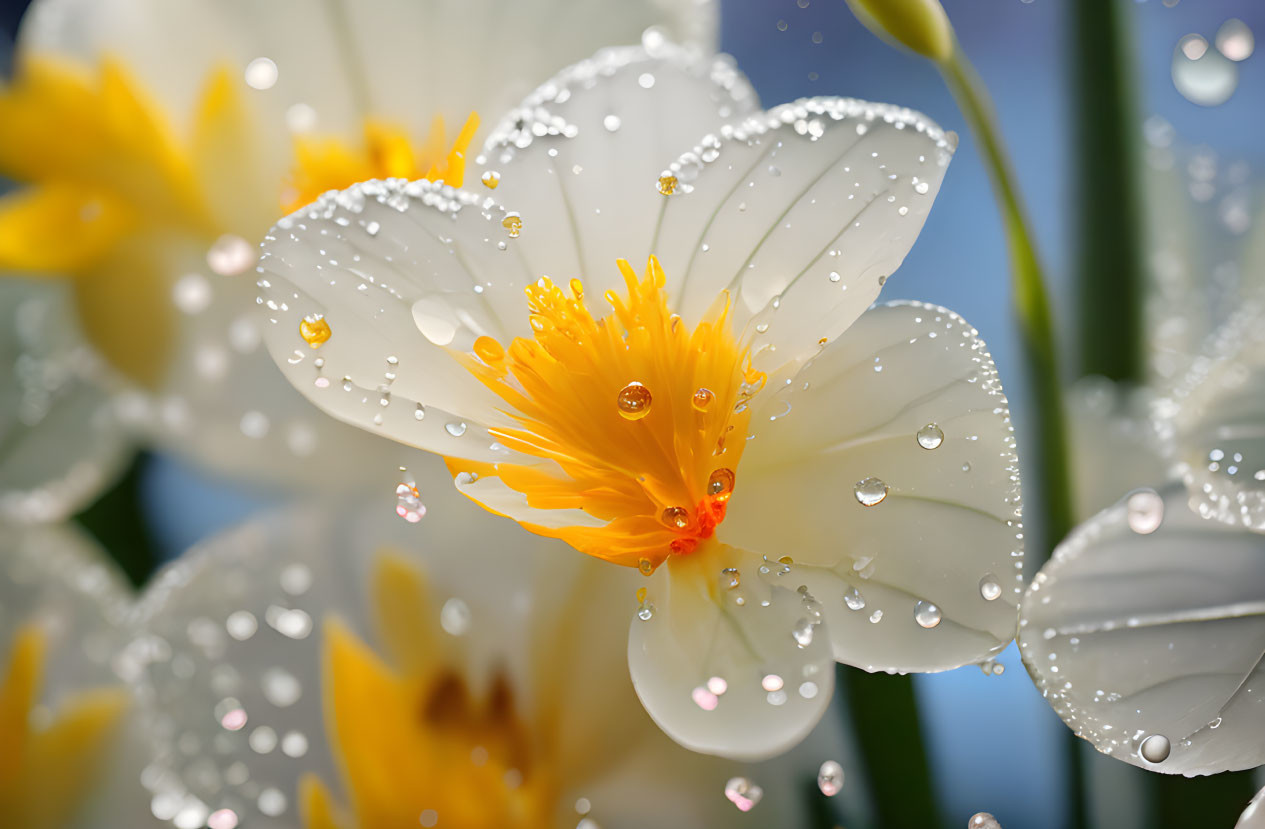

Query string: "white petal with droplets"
[721, 302, 1022, 672]
[627, 546, 835, 760]
[1019, 483, 1265, 775]
[655, 99, 955, 374]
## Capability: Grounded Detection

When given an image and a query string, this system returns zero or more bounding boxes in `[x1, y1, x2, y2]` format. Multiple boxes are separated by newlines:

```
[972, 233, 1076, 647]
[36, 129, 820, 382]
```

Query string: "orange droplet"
[299, 314, 331, 348]
[616, 382, 652, 420]
[662, 506, 690, 529]
[502, 213, 522, 238]
[657, 174, 678, 195]
[708, 468, 735, 501]
[692, 387, 715, 411]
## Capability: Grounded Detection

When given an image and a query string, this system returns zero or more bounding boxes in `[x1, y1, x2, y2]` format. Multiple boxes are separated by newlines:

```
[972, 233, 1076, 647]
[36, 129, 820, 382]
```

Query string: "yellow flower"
[257, 43, 1023, 758]
[0, 0, 714, 488]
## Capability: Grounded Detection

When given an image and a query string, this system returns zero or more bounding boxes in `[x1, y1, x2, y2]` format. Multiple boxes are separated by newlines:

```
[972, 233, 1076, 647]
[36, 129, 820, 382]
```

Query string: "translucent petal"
[0, 279, 129, 523]
[1160, 303, 1265, 532]
[721, 302, 1022, 672]
[132, 487, 752, 826]
[1019, 483, 1265, 775]
[1239, 786, 1265, 829]
[655, 99, 955, 374]
[476, 43, 757, 301]
[1066, 376, 1167, 523]
[257, 180, 539, 462]
[627, 546, 835, 760]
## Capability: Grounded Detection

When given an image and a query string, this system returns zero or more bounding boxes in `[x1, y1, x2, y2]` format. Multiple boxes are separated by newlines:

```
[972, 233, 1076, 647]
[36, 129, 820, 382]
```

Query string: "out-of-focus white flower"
[131, 483, 843, 827]
[0, 523, 155, 828]
[0, 0, 713, 491]
[256, 42, 1023, 758]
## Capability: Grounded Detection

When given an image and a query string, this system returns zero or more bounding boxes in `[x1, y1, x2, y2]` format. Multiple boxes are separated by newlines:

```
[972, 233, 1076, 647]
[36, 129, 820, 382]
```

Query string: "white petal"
[720, 302, 1022, 672]
[627, 546, 835, 760]
[478, 44, 757, 299]
[1239, 786, 1265, 829]
[1160, 303, 1265, 533]
[656, 98, 955, 374]
[0, 280, 129, 522]
[1066, 376, 1168, 523]
[1019, 483, 1265, 776]
[256, 180, 540, 462]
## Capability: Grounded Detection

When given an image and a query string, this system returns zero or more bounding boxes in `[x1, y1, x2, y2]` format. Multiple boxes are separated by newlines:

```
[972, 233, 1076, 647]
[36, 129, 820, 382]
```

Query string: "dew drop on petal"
[720, 567, 741, 590]
[914, 179, 931, 195]
[792, 618, 815, 647]
[603, 114, 621, 132]
[869, 609, 883, 624]
[638, 558, 654, 576]
[692, 387, 715, 411]
[843, 586, 866, 611]
[445, 421, 467, 437]
[916, 423, 944, 450]
[979, 574, 1002, 602]
[853, 476, 889, 506]
[914, 600, 942, 629]
[817, 761, 844, 797]
[439, 598, 472, 636]
[692, 685, 719, 710]
[708, 676, 728, 696]
[299, 314, 331, 348]
[761, 673, 783, 692]
[1215, 18, 1254, 61]
[1126, 489, 1164, 534]
[617, 382, 652, 419]
[708, 468, 736, 500]
[208, 809, 239, 829]
[1172, 34, 1238, 106]
[502, 213, 522, 238]
[662, 506, 689, 529]
[724, 777, 763, 812]
[207, 234, 255, 276]
[244, 57, 278, 90]
[1140, 733, 1171, 764]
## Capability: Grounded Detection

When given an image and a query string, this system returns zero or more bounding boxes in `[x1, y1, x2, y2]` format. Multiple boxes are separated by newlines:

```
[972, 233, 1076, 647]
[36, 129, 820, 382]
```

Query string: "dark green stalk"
[1071, 0, 1145, 383]
[74, 452, 160, 588]
[838, 665, 939, 828]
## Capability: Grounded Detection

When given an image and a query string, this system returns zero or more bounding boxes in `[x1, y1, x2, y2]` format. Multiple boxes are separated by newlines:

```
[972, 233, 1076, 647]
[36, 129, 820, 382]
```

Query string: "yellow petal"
[298, 773, 347, 829]
[0, 625, 44, 784]
[0, 183, 133, 272]
[191, 65, 272, 235]
[369, 551, 441, 678]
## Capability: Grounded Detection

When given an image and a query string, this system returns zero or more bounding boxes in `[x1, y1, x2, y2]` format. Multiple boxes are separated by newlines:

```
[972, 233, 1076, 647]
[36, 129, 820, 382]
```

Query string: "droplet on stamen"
[662, 506, 690, 529]
[473, 336, 505, 365]
[708, 468, 736, 500]
[692, 387, 715, 411]
[617, 382, 653, 420]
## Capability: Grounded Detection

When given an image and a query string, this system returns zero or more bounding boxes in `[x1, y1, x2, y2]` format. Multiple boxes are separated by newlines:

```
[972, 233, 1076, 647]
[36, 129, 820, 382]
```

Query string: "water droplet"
[1140, 733, 1171, 764]
[207, 234, 254, 276]
[1172, 34, 1238, 106]
[439, 597, 471, 636]
[244, 57, 278, 90]
[707, 676, 728, 695]
[481, 170, 501, 189]
[501, 213, 522, 238]
[395, 480, 426, 523]
[914, 179, 931, 195]
[761, 674, 784, 692]
[853, 476, 889, 506]
[720, 567, 741, 590]
[638, 72, 656, 89]
[636, 586, 655, 620]
[914, 600, 942, 629]
[662, 506, 689, 529]
[691, 685, 719, 710]
[1216, 18, 1254, 61]
[792, 618, 815, 647]
[869, 609, 883, 624]
[843, 587, 866, 611]
[208, 809, 239, 829]
[969, 813, 1003, 829]
[445, 421, 467, 437]
[1126, 489, 1164, 534]
[414, 404, 425, 421]
[638, 558, 655, 576]
[817, 761, 844, 797]
[979, 575, 1002, 602]
[724, 777, 763, 812]
[298, 314, 330, 348]
[692, 387, 715, 411]
[616, 382, 652, 419]
[708, 468, 736, 500]
[916, 423, 944, 450]
[603, 114, 621, 132]
[656, 174, 678, 195]
[961, 462, 972, 473]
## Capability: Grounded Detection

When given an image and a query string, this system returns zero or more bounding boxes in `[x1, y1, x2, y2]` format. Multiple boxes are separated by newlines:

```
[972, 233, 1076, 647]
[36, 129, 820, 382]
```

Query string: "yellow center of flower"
[454, 257, 764, 571]
[0, 625, 128, 829]
[302, 555, 554, 829]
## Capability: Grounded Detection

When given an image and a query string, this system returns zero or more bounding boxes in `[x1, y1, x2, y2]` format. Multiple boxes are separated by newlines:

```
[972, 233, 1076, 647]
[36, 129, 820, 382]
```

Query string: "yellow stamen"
[452, 256, 764, 570]
[305, 554, 554, 829]
[0, 625, 128, 829]
[284, 112, 480, 214]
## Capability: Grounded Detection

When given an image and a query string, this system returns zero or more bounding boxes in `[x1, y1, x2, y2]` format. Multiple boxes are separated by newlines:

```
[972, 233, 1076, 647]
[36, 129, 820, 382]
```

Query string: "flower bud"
[844, 0, 954, 63]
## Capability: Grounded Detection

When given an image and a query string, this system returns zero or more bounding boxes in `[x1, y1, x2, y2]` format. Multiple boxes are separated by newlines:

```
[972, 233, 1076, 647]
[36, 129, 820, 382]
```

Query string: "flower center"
[454, 256, 764, 572]
[284, 113, 480, 214]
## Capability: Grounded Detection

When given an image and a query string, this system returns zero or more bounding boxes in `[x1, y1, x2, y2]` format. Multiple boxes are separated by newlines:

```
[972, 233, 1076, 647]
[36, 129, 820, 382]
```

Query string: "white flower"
[131, 484, 837, 827]
[0, 0, 710, 491]
[0, 523, 154, 828]
[256, 43, 1023, 757]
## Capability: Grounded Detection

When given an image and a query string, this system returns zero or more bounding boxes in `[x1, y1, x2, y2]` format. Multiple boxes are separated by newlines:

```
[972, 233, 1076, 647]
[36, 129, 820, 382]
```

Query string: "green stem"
[838, 666, 939, 828]
[74, 452, 160, 588]
[937, 47, 1076, 557]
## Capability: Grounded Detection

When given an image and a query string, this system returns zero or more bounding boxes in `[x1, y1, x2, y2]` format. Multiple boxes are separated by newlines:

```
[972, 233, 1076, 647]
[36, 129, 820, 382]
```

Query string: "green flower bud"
[844, 0, 954, 63]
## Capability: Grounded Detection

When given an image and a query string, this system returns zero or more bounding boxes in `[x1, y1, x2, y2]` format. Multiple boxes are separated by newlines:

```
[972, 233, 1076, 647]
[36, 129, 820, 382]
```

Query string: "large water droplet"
[1140, 733, 1171, 764]
[914, 600, 942, 629]
[969, 814, 1003, 829]
[298, 314, 331, 348]
[792, 618, 815, 647]
[1216, 18, 1254, 61]
[708, 468, 736, 500]
[1126, 489, 1164, 534]
[445, 421, 467, 437]
[617, 382, 652, 419]
[817, 761, 844, 797]
[853, 476, 889, 506]
[724, 777, 763, 812]
[692, 387, 715, 411]
[979, 574, 1002, 602]
[843, 586, 866, 611]
[662, 506, 689, 529]
[916, 423, 944, 450]
[1172, 34, 1238, 106]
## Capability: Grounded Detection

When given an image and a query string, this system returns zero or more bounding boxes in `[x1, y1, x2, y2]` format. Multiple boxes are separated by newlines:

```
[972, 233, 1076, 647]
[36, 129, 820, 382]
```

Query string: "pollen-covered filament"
[455, 256, 764, 571]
